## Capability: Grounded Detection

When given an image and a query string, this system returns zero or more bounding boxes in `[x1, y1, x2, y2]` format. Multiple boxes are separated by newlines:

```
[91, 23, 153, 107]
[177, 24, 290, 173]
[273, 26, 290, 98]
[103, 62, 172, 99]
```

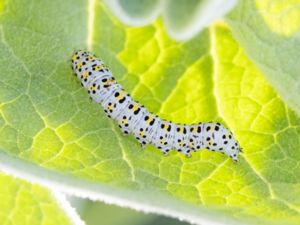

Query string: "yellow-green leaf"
[0, 0, 300, 224]
[227, 0, 300, 117]
[0, 171, 82, 225]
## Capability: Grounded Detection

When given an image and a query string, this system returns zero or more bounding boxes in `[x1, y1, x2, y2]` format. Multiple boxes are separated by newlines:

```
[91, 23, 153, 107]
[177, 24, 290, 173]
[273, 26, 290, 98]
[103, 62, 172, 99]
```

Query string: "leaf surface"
[227, 0, 300, 117]
[0, 0, 300, 224]
[0, 171, 82, 225]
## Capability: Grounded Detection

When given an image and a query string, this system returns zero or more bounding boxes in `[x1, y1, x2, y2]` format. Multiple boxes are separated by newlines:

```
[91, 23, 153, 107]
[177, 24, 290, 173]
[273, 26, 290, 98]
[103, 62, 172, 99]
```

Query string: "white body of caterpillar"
[71, 50, 242, 162]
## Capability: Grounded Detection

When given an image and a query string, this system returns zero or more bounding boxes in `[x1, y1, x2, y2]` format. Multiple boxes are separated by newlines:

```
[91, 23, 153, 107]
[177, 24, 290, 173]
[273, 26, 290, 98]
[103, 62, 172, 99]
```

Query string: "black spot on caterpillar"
[71, 50, 242, 162]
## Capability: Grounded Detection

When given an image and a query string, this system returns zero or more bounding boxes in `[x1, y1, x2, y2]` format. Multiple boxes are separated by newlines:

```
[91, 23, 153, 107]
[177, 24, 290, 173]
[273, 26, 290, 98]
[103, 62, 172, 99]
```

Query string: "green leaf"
[1, 0, 300, 225]
[226, 0, 300, 117]
[0, 171, 83, 225]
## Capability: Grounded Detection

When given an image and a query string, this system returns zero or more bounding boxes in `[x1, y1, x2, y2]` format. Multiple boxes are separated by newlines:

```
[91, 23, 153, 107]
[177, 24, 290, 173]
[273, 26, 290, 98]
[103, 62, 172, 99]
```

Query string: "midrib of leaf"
[87, 0, 96, 50]
[209, 24, 225, 123]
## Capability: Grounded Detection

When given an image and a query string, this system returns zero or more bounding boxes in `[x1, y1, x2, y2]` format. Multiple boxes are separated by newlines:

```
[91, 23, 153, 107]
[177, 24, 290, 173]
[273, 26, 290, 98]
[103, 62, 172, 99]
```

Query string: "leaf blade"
[0, 0, 300, 224]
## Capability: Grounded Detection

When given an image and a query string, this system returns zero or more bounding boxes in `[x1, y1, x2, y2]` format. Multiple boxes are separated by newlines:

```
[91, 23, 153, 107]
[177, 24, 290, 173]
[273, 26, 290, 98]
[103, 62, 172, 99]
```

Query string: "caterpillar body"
[71, 50, 242, 162]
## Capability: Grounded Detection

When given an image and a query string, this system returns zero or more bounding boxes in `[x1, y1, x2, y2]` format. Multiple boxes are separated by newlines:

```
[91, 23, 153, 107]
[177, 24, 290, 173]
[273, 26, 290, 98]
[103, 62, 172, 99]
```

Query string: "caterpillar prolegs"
[71, 50, 242, 162]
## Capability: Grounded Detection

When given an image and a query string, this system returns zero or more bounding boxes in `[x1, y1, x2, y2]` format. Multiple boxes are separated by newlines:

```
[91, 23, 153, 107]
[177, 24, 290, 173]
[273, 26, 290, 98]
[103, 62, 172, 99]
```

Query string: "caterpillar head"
[72, 50, 90, 83]
[72, 50, 87, 68]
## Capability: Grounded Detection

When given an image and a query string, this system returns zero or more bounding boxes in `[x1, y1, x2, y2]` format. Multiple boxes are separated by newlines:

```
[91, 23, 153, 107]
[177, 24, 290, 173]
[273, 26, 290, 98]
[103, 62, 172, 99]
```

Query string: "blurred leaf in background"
[0, 171, 83, 225]
[104, 0, 237, 41]
[73, 198, 190, 225]
[1, 0, 300, 225]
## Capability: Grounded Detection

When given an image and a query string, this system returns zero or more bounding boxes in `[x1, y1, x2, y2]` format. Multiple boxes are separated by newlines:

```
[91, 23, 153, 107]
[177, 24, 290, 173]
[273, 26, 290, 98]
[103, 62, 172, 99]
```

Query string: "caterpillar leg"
[230, 154, 239, 163]
[156, 146, 170, 156]
[117, 123, 130, 135]
[133, 136, 148, 150]
[162, 148, 171, 156]
[185, 153, 191, 158]
[140, 142, 147, 149]
[184, 149, 192, 158]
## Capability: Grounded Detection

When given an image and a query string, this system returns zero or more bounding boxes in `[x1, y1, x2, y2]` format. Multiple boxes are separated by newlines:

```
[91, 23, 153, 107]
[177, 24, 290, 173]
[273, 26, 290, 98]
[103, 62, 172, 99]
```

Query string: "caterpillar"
[71, 50, 242, 162]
